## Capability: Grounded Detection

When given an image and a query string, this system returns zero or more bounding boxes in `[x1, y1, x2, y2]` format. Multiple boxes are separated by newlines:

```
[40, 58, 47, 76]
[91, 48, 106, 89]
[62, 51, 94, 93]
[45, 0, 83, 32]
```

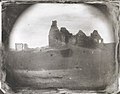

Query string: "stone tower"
[48, 20, 61, 47]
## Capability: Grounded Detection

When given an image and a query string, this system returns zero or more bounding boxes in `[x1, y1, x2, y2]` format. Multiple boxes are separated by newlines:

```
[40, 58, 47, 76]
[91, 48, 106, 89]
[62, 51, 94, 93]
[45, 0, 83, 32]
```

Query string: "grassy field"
[5, 43, 117, 91]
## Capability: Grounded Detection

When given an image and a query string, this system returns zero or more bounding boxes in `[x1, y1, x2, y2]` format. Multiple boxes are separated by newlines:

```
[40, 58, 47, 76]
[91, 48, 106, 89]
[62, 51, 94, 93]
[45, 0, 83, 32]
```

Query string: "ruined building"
[60, 27, 72, 44]
[48, 21, 73, 47]
[91, 30, 103, 43]
[75, 30, 103, 48]
[15, 43, 29, 51]
[48, 20, 61, 47]
[75, 30, 87, 46]
[48, 20, 103, 48]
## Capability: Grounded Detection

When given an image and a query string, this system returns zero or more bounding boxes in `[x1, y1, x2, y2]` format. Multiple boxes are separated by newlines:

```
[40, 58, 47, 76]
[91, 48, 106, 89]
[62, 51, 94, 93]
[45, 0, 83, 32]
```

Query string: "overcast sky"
[10, 3, 114, 49]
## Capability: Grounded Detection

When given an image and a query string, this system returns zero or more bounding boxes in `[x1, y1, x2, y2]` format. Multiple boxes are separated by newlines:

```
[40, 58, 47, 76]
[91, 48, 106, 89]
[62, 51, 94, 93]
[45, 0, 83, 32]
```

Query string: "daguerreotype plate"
[1, 0, 120, 94]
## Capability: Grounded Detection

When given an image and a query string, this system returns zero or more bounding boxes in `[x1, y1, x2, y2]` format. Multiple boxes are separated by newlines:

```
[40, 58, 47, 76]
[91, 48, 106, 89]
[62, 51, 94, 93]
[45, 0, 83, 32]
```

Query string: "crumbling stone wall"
[49, 21, 104, 48]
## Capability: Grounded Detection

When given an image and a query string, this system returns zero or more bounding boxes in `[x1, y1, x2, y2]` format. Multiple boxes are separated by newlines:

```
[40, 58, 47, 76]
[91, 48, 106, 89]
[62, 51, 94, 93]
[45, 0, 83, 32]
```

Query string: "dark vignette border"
[1, 0, 120, 94]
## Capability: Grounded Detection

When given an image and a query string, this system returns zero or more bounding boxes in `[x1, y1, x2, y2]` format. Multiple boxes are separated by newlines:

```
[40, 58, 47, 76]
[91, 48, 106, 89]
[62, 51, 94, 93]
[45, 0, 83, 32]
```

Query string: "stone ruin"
[48, 20, 103, 48]
[15, 43, 29, 51]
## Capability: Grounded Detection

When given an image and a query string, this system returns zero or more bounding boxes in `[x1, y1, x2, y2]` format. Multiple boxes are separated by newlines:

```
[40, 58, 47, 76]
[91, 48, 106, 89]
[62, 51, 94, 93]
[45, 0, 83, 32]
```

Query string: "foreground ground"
[5, 43, 117, 92]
